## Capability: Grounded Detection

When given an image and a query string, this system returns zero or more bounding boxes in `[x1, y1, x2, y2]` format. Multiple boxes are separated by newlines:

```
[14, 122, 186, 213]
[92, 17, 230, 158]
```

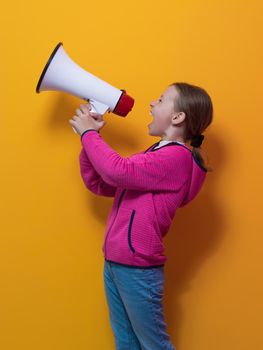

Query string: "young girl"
[69, 82, 213, 350]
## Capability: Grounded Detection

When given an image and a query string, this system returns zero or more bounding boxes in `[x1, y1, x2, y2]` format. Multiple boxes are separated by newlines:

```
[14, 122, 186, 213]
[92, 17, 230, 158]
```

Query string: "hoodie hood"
[148, 140, 207, 208]
[179, 154, 207, 207]
[144, 140, 207, 207]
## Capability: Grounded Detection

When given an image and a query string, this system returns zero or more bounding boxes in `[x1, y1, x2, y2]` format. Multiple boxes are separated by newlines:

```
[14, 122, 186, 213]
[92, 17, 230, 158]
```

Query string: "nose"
[150, 101, 155, 108]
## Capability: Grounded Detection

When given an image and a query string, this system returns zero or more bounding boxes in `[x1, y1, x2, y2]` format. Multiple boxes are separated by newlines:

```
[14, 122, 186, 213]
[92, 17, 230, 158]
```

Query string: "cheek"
[155, 109, 171, 127]
[156, 104, 171, 117]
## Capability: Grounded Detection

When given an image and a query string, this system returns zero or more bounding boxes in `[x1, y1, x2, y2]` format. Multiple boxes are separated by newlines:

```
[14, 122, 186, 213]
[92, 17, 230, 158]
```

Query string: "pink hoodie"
[79, 129, 207, 267]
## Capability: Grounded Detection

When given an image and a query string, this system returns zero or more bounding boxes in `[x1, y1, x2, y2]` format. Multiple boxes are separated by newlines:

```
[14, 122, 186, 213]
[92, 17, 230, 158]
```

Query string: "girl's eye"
[159, 99, 162, 102]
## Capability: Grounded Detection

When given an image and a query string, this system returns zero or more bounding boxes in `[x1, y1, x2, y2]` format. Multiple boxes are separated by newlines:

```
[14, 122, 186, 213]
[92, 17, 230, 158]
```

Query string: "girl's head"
[149, 82, 213, 171]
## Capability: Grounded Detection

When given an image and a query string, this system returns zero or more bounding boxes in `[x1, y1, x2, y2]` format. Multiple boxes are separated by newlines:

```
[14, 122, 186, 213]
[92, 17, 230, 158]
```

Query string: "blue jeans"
[103, 259, 176, 350]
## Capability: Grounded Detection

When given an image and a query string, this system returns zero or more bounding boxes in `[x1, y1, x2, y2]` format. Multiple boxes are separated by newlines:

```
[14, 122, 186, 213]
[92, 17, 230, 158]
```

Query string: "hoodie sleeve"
[79, 146, 117, 197]
[80, 129, 191, 192]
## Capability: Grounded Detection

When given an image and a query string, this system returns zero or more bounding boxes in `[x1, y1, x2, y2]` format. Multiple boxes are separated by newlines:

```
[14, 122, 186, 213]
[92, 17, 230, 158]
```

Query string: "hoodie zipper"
[104, 188, 126, 258]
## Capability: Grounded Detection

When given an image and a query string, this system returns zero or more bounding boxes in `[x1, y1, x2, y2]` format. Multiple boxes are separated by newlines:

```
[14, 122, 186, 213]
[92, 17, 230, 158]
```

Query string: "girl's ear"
[172, 111, 186, 124]
[175, 111, 186, 119]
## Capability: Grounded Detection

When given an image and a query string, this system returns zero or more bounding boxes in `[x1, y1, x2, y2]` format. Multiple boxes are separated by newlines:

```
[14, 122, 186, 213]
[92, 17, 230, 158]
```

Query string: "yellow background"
[1, 0, 262, 349]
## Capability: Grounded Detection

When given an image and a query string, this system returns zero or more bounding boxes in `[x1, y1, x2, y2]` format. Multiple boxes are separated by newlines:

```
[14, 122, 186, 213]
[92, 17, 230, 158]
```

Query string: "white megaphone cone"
[36, 42, 135, 134]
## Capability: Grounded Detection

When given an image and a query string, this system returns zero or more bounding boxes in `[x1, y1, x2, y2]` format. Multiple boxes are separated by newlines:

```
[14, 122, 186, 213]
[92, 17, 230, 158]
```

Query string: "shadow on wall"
[164, 136, 226, 346]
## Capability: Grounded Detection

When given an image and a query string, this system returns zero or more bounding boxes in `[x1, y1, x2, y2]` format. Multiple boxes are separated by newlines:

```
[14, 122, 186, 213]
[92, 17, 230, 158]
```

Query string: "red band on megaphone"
[113, 90, 135, 117]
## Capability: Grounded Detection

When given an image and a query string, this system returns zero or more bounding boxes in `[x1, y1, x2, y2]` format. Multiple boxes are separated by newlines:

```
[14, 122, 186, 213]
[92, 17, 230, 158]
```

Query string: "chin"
[147, 127, 153, 136]
[148, 126, 160, 137]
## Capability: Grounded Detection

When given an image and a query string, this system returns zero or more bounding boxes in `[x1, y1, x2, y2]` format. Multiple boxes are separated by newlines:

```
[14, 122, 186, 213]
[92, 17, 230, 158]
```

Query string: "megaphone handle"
[84, 99, 104, 115]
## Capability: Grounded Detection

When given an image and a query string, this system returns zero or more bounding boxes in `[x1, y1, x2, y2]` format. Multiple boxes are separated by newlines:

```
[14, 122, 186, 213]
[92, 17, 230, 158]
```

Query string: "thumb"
[90, 112, 103, 121]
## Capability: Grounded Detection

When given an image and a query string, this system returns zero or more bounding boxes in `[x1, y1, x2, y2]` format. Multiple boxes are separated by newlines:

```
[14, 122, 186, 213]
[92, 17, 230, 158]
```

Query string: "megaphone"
[36, 42, 135, 134]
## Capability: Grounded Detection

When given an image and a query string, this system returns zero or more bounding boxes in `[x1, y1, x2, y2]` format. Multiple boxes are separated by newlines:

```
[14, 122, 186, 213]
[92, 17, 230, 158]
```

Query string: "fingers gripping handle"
[71, 99, 109, 134]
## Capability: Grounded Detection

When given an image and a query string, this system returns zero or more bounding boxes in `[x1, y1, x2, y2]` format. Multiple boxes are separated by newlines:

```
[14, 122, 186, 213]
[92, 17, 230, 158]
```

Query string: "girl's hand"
[68, 103, 106, 136]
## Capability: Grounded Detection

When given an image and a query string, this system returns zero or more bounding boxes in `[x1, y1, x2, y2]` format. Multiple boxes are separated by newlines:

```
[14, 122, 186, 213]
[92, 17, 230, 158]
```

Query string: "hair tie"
[190, 134, 204, 148]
